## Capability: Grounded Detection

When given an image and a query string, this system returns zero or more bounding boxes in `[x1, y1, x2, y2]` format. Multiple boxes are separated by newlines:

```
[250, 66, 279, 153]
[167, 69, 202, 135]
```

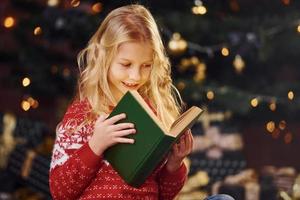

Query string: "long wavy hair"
[77, 4, 183, 130]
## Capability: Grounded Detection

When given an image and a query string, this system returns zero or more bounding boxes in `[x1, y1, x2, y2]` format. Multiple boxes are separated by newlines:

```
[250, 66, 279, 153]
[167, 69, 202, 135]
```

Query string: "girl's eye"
[143, 64, 152, 68]
[121, 63, 131, 67]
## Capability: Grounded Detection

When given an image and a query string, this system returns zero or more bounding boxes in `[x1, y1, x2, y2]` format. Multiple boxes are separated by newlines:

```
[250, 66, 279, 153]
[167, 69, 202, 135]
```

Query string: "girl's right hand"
[88, 113, 136, 156]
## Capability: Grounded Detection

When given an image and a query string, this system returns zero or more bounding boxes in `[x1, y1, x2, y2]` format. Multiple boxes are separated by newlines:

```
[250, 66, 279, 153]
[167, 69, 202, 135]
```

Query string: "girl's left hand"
[165, 129, 193, 172]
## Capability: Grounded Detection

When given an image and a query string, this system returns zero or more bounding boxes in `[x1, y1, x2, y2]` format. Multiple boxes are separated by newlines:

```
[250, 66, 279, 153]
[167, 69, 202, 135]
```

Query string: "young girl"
[49, 4, 234, 200]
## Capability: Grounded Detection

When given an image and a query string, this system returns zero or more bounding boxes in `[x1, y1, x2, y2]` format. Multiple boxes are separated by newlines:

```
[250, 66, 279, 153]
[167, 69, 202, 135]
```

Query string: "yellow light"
[197, 6, 207, 15]
[26, 96, 39, 109]
[31, 100, 39, 109]
[192, 6, 197, 15]
[178, 39, 187, 51]
[173, 33, 181, 40]
[288, 91, 294, 100]
[279, 120, 286, 130]
[250, 98, 258, 107]
[34, 26, 42, 35]
[297, 25, 300, 33]
[177, 81, 186, 91]
[22, 77, 31, 87]
[266, 121, 275, 133]
[233, 54, 245, 74]
[191, 56, 200, 65]
[192, 6, 198, 14]
[180, 58, 191, 67]
[194, 63, 206, 82]
[71, 0, 80, 7]
[92, 3, 102, 14]
[206, 91, 214, 100]
[63, 68, 71, 77]
[4, 17, 15, 28]
[221, 47, 229, 56]
[47, 0, 60, 7]
[27, 97, 35, 106]
[269, 100, 276, 111]
[168, 40, 178, 51]
[168, 33, 187, 54]
[192, 5, 207, 15]
[21, 100, 30, 111]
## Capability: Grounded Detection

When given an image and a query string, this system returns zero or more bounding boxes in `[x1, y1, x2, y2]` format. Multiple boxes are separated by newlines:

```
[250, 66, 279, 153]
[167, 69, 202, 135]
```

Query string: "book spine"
[128, 136, 175, 187]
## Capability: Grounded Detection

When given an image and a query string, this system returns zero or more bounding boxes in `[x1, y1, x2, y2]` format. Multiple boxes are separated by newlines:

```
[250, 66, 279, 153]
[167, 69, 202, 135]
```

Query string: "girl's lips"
[122, 82, 139, 89]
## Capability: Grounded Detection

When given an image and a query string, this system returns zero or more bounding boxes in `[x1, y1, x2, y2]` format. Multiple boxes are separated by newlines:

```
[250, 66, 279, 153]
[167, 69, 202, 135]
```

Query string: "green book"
[104, 90, 203, 187]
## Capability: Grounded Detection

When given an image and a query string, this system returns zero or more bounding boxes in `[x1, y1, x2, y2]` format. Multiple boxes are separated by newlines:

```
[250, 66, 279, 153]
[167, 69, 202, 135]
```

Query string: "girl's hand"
[165, 129, 193, 172]
[88, 113, 136, 156]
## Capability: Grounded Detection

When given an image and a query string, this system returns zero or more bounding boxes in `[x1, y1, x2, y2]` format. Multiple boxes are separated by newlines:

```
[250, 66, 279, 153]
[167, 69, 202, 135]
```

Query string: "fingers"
[95, 113, 135, 132]
[180, 134, 186, 150]
[183, 130, 193, 152]
[112, 128, 136, 145]
[113, 129, 136, 137]
[185, 131, 194, 154]
[111, 122, 134, 131]
[174, 131, 193, 156]
[105, 113, 127, 125]
[173, 143, 180, 154]
[114, 137, 135, 144]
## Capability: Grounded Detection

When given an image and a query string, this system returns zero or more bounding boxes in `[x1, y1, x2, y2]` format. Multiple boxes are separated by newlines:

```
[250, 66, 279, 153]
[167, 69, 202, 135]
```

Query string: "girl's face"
[108, 41, 153, 102]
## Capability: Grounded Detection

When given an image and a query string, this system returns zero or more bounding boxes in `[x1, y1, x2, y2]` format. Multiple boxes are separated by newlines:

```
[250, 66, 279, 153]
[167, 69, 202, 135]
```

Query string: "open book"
[104, 90, 203, 187]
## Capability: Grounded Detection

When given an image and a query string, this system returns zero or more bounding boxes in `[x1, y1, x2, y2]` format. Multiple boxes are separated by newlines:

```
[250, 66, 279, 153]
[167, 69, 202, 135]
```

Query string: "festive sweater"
[49, 99, 188, 200]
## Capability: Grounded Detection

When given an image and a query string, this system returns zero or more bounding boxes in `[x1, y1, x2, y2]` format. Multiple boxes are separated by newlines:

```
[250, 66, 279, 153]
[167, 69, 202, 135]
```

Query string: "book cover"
[104, 90, 202, 187]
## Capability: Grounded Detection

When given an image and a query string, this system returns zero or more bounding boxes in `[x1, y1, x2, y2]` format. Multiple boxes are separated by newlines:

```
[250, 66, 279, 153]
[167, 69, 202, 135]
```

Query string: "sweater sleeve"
[49, 99, 103, 200]
[157, 162, 188, 200]
[49, 143, 103, 200]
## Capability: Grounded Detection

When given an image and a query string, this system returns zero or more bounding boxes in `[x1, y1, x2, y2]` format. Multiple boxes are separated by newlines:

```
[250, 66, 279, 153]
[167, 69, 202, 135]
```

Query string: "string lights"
[288, 91, 294, 100]
[233, 54, 245, 74]
[250, 98, 259, 108]
[4, 0, 298, 123]
[179, 82, 299, 114]
[269, 99, 277, 111]
[22, 77, 31, 87]
[266, 121, 275, 133]
[266, 120, 293, 143]
[70, 0, 80, 7]
[178, 56, 207, 82]
[221, 47, 230, 57]
[21, 97, 39, 111]
[3, 16, 15, 28]
[206, 91, 214, 100]
[168, 32, 188, 54]
[47, 0, 60, 7]
[192, 0, 207, 15]
[166, 13, 299, 116]
[91, 2, 103, 14]
[33, 26, 42, 36]
[21, 100, 30, 111]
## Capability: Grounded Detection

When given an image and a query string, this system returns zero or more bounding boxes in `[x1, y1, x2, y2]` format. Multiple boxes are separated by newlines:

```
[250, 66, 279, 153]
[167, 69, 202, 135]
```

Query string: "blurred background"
[1, 0, 300, 199]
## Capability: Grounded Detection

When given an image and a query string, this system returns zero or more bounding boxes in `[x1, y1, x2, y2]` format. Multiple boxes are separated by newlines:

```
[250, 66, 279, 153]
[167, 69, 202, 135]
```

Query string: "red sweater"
[49, 99, 187, 200]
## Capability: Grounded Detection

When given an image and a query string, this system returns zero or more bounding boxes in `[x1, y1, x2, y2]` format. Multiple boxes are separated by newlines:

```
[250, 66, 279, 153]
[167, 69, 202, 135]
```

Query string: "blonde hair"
[77, 4, 183, 130]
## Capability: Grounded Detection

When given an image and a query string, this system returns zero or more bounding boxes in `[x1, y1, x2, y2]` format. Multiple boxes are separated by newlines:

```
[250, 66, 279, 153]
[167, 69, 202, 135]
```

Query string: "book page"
[168, 106, 202, 137]
[169, 108, 192, 131]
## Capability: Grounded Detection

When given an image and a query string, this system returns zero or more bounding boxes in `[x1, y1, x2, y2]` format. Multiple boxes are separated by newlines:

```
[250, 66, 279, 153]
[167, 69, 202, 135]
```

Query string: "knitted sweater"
[49, 99, 187, 200]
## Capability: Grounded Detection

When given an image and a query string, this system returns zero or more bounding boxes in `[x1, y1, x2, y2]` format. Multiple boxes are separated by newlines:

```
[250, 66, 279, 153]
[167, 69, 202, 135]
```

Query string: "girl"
[49, 4, 234, 200]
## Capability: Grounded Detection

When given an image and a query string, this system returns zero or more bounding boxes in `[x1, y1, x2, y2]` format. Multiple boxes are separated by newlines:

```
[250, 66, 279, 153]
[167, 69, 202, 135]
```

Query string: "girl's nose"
[129, 68, 141, 81]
